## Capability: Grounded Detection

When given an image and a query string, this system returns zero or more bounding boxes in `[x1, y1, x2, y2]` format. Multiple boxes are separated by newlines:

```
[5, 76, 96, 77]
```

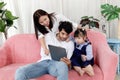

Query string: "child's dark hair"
[58, 21, 73, 34]
[74, 28, 87, 38]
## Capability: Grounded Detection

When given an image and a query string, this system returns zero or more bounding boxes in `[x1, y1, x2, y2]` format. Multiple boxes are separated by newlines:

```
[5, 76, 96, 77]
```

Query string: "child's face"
[75, 36, 85, 44]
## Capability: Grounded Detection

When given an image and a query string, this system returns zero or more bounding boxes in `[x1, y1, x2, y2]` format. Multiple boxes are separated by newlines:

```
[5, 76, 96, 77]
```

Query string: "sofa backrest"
[5, 34, 41, 63]
[4, 30, 107, 65]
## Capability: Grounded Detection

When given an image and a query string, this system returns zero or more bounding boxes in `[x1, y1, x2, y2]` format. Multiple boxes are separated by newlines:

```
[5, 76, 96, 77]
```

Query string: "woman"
[33, 9, 79, 55]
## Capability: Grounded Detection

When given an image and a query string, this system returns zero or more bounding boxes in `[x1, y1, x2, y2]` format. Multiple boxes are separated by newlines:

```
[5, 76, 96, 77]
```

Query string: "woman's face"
[39, 15, 50, 27]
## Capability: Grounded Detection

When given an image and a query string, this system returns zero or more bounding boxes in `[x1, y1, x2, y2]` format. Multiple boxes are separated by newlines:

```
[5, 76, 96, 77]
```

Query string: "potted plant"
[0, 1, 18, 39]
[101, 3, 120, 38]
[80, 16, 99, 29]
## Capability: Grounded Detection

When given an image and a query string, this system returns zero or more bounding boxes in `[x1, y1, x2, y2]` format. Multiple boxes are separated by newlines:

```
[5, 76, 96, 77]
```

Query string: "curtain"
[118, 20, 120, 39]
[2, 0, 63, 34]
[0, 0, 120, 45]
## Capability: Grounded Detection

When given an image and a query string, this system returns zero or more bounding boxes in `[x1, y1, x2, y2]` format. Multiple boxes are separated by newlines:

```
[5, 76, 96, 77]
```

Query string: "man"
[15, 21, 74, 80]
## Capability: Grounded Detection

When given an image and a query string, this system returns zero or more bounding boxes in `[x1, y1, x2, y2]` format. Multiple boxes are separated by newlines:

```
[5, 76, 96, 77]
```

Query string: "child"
[71, 29, 94, 76]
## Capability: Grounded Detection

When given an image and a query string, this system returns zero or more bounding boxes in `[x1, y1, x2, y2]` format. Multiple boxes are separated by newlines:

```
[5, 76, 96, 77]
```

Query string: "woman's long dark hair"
[33, 9, 55, 39]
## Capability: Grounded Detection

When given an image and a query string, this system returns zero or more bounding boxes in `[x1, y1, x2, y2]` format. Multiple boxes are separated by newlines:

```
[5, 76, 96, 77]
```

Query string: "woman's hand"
[44, 49, 50, 55]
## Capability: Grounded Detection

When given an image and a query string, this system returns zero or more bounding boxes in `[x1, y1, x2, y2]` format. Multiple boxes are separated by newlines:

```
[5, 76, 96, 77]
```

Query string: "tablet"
[48, 45, 67, 61]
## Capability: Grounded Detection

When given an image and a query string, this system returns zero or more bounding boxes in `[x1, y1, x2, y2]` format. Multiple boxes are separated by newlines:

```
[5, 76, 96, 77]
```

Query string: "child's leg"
[82, 65, 94, 76]
[73, 66, 85, 76]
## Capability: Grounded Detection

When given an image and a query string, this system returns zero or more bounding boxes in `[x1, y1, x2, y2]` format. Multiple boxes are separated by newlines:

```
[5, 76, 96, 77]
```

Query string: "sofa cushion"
[0, 64, 103, 80]
[0, 63, 27, 80]
[32, 64, 103, 80]
[68, 64, 103, 80]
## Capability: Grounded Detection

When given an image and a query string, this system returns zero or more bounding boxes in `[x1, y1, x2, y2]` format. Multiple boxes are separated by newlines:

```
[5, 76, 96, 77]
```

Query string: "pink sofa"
[0, 30, 118, 80]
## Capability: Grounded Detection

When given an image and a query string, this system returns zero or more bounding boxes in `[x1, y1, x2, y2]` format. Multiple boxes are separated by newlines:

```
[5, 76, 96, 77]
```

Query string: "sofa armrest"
[0, 45, 10, 67]
[86, 29, 118, 80]
[97, 44, 118, 80]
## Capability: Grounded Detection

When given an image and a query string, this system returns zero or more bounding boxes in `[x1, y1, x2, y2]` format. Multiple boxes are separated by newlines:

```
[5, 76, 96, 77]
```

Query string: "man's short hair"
[58, 21, 73, 34]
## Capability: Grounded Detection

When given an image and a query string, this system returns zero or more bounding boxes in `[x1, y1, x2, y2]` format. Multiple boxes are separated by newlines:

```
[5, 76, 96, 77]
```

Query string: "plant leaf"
[94, 22, 99, 28]
[5, 10, 19, 20]
[6, 20, 13, 26]
[81, 16, 89, 19]
[93, 18, 100, 22]
[89, 21, 95, 28]
[104, 12, 110, 18]
[0, 2, 6, 10]
[0, 20, 6, 32]
[0, 9, 4, 13]
[80, 19, 90, 27]
[88, 16, 93, 19]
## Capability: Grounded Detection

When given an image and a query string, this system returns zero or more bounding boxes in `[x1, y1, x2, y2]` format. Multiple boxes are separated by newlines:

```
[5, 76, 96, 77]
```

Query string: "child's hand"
[44, 49, 49, 55]
[81, 55, 87, 61]
[77, 24, 82, 29]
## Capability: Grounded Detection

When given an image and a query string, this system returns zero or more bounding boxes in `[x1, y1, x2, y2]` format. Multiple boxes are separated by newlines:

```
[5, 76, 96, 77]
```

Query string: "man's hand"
[60, 57, 71, 67]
